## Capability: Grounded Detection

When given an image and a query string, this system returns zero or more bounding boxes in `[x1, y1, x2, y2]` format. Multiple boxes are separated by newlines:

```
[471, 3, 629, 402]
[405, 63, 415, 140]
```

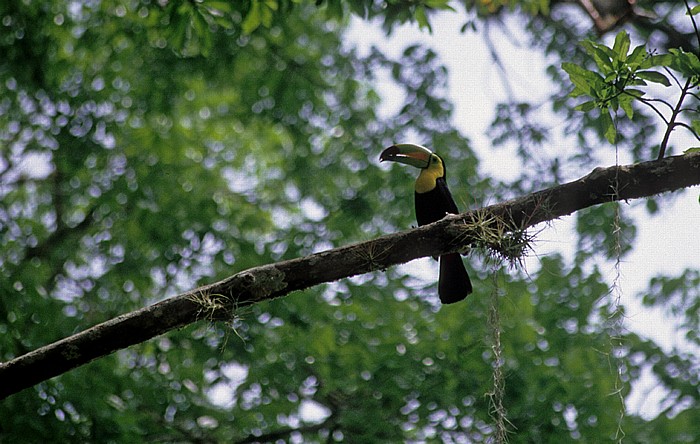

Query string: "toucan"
[380, 143, 472, 304]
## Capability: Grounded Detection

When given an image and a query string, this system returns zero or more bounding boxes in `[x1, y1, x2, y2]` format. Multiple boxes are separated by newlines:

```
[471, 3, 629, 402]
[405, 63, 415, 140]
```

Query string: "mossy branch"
[1, 152, 699, 399]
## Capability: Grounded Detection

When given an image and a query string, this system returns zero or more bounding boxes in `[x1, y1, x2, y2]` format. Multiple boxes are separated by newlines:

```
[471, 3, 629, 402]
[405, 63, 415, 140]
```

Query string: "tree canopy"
[1, 0, 699, 442]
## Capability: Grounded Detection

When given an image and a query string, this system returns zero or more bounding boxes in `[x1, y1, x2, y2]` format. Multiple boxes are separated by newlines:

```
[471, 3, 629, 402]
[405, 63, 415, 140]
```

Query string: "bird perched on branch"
[380, 143, 472, 304]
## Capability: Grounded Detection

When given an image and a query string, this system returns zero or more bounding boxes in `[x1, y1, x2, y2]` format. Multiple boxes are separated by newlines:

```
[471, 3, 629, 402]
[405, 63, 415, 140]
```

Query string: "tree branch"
[2, 152, 699, 399]
[658, 78, 693, 160]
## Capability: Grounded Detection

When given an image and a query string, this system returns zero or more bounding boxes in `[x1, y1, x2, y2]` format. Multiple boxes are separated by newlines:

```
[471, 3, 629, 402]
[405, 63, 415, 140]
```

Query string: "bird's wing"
[436, 177, 460, 215]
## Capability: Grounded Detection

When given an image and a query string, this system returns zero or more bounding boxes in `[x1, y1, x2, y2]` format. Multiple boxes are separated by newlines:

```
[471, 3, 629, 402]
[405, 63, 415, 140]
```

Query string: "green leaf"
[575, 101, 596, 112]
[424, 0, 457, 11]
[582, 40, 614, 58]
[691, 120, 700, 136]
[643, 53, 674, 68]
[242, 0, 262, 33]
[645, 198, 659, 214]
[561, 62, 591, 95]
[619, 94, 634, 119]
[627, 78, 647, 87]
[193, 11, 212, 56]
[612, 30, 630, 61]
[669, 48, 700, 76]
[627, 44, 648, 67]
[603, 71, 618, 82]
[171, 11, 189, 52]
[205, 1, 233, 14]
[684, 51, 700, 70]
[684, 147, 700, 153]
[562, 62, 604, 96]
[212, 15, 234, 29]
[414, 6, 432, 31]
[582, 41, 614, 73]
[261, 0, 277, 27]
[625, 89, 645, 98]
[241, 0, 279, 34]
[636, 70, 671, 86]
[689, 5, 700, 15]
[600, 109, 617, 144]
[561, 62, 593, 80]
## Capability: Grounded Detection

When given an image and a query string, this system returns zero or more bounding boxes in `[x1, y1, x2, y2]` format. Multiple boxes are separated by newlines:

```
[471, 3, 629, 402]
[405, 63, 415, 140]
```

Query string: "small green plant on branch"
[562, 3, 700, 159]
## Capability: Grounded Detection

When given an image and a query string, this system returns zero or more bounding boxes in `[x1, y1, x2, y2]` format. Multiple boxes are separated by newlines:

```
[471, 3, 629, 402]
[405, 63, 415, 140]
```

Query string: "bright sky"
[346, 11, 700, 420]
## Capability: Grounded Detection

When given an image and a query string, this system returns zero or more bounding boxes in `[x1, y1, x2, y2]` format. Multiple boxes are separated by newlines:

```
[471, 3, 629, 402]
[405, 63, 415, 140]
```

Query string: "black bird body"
[415, 176, 459, 226]
[380, 144, 473, 304]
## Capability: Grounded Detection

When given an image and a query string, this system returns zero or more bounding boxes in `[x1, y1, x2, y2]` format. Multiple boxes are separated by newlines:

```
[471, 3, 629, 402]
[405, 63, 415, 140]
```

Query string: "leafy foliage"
[1, 0, 699, 442]
[563, 29, 699, 147]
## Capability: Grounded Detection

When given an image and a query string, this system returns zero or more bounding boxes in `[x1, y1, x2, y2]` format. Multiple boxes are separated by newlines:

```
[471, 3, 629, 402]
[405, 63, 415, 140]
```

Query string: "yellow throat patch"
[415, 154, 444, 194]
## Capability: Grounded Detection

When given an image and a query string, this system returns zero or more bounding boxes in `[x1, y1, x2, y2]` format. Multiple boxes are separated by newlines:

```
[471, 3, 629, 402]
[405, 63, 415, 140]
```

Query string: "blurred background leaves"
[1, 0, 698, 442]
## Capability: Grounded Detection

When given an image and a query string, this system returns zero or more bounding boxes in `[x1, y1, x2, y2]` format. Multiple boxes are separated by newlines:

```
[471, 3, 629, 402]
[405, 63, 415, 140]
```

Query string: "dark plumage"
[380, 144, 472, 304]
[415, 166, 472, 304]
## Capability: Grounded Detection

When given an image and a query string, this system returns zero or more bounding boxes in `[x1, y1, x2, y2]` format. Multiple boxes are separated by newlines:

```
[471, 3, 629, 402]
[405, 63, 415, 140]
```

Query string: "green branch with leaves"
[563, 7, 700, 158]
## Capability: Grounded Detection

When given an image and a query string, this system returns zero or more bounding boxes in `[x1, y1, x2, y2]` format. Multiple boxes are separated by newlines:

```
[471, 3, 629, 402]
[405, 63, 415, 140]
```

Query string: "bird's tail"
[438, 253, 473, 304]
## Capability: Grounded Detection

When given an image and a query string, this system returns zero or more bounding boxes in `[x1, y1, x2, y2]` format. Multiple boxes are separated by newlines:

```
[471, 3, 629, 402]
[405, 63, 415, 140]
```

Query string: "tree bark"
[1, 151, 699, 399]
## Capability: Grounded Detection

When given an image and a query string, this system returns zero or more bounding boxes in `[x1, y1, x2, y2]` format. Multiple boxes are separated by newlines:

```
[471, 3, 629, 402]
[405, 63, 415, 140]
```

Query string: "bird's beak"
[379, 143, 432, 169]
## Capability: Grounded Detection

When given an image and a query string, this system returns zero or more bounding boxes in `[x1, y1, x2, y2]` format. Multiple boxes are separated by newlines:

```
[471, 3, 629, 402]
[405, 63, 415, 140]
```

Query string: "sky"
[346, 9, 700, 420]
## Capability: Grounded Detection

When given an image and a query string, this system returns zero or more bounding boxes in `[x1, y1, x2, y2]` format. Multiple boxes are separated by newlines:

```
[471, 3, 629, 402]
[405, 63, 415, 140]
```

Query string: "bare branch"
[673, 122, 700, 142]
[658, 79, 693, 159]
[633, 96, 672, 125]
[663, 65, 684, 90]
[684, 0, 700, 49]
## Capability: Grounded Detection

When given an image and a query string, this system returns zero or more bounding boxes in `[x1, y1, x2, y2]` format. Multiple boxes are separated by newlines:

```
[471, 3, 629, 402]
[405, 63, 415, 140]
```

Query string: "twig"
[632, 95, 672, 125]
[675, 122, 700, 141]
[684, 0, 700, 49]
[658, 78, 692, 159]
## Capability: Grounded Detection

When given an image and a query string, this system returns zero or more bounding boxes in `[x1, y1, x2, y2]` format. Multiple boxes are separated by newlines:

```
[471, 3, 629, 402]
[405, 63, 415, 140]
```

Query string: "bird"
[379, 143, 472, 304]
